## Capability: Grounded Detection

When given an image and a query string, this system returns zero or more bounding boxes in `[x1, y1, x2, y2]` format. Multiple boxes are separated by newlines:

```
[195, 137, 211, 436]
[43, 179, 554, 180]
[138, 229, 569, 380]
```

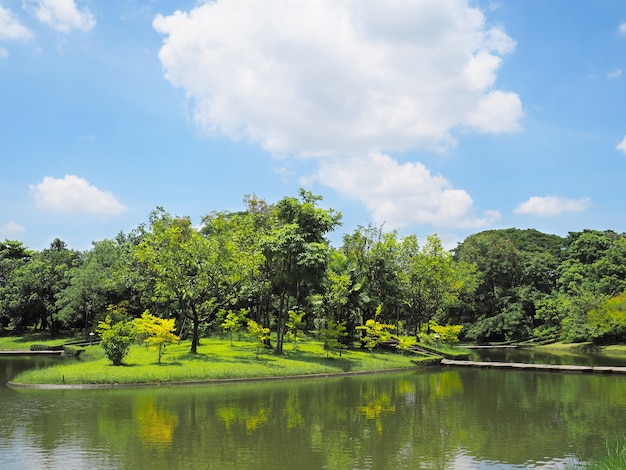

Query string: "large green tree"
[1, 239, 78, 333]
[259, 190, 341, 354]
[399, 234, 471, 335]
[56, 238, 132, 336]
[135, 209, 255, 354]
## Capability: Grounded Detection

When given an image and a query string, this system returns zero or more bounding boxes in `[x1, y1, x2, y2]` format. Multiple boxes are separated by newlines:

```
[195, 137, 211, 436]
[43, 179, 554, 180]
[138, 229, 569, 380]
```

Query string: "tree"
[1, 239, 78, 333]
[220, 308, 248, 346]
[356, 306, 396, 351]
[134, 209, 252, 354]
[340, 225, 402, 337]
[285, 309, 305, 350]
[453, 230, 527, 341]
[397, 234, 472, 339]
[320, 319, 348, 357]
[247, 319, 270, 359]
[97, 317, 135, 366]
[57, 239, 130, 336]
[134, 311, 179, 364]
[260, 190, 341, 354]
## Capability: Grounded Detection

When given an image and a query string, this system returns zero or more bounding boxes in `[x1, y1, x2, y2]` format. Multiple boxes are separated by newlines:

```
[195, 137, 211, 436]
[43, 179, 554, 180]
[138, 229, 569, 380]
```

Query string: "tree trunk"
[275, 291, 286, 354]
[190, 307, 199, 354]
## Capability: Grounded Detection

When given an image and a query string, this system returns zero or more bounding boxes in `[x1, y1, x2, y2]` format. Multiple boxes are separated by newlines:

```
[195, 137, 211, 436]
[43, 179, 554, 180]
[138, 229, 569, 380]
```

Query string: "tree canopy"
[2, 193, 626, 347]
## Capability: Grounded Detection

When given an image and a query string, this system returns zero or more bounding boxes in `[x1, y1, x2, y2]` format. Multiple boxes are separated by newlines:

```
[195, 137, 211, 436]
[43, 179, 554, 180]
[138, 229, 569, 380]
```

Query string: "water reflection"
[2, 358, 626, 469]
[134, 395, 178, 447]
[471, 346, 626, 366]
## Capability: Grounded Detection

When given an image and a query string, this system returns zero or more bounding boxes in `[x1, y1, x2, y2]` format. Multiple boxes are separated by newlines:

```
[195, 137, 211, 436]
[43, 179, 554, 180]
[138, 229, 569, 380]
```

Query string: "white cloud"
[514, 196, 591, 217]
[29, 0, 95, 32]
[153, 0, 522, 157]
[0, 47, 8, 58]
[0, 220, 27, 236]
[310, 153, 501, 229]
[619, 22, 626, 35]
[0, 5, 33, 40]
[617, 136, 626, 154]
[30, 175, 127, 216]
[607, 69, 622, 79]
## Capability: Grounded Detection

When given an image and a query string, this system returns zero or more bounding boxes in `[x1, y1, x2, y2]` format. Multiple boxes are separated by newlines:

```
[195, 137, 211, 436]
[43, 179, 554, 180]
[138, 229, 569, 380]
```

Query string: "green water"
[2, 356, 625, 469]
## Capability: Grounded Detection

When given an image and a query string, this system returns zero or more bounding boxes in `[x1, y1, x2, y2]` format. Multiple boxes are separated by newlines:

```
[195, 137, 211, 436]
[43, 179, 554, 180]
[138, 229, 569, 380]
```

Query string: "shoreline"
[6, 365, 431, 390]
[0, 350, 64, 356]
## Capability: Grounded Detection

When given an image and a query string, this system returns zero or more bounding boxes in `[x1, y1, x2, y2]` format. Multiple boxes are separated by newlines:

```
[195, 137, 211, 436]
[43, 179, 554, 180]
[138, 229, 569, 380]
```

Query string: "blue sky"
[1, 0, 626, 251]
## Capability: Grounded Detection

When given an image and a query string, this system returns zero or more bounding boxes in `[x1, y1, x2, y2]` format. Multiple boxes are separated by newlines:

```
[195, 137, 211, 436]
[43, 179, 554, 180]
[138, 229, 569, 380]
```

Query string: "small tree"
[247, 319, 270, 359]
[356, 306, 396, 352]
[220, 308, 248, 346]
[97, 317, 135, 366]
[286, 309, 306, 350]
[134, 311, 179, 364]
[396, 336, 417, 354]
[320, 320, 348, 357]
[426, 321, 463, 345]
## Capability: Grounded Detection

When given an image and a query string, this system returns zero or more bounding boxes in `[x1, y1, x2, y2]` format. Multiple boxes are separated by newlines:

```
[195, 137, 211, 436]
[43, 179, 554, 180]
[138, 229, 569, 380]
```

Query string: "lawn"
[0, 331, 80, 350]
[9, 335, 438, 386]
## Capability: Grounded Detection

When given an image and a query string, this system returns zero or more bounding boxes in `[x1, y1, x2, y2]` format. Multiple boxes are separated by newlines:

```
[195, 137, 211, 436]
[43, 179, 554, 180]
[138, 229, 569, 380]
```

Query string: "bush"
[98, 320, 135, 366]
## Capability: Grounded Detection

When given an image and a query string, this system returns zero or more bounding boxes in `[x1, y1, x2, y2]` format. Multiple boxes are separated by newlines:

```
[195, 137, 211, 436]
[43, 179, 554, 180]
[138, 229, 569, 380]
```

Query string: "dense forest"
[2, 190, 626, 351]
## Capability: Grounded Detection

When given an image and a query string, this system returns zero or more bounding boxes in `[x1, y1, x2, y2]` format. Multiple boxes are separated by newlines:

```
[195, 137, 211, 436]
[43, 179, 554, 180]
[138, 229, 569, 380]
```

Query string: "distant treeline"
[2, 190, 626, 351]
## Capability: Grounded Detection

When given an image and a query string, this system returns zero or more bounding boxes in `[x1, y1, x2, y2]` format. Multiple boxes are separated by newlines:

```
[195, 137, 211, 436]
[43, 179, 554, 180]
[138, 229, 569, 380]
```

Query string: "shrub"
[98, 319, 135, 366]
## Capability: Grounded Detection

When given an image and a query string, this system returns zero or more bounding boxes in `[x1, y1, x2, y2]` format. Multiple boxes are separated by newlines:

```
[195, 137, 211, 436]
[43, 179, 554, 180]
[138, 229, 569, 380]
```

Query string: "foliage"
[356, 306, 396, 351]
[133, 311, 179, 364]
[247, 320, 270, 359]
[395, 336, 417, 354]
[425, 321, 463, 344]
[585, 292, 626, 343]
[134, 210, 255, 354]
[285, 309, 306, 350]
[320, 319, 348, 357]
[97, 317, 135, 366]
[3, 197, 626, 348]
[220, 308, 248, 346]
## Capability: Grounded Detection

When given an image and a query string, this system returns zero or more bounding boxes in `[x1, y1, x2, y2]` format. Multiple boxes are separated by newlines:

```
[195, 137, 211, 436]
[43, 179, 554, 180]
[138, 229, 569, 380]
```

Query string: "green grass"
[534, 342, 626, 361]
[0, 331, 80, 350]
[566, 435, 626, 470]
[586, 435, 626, 470]
[10, 336, 438, 385]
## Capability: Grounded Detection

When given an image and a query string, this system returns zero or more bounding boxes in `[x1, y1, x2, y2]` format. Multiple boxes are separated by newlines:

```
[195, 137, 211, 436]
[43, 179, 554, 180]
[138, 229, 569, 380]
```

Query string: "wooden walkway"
[441, 359, 626, 375]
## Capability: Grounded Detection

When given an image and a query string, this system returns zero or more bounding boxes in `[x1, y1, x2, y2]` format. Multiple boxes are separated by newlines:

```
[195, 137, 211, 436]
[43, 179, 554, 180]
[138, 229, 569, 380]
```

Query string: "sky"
[1, 0, 626, 252]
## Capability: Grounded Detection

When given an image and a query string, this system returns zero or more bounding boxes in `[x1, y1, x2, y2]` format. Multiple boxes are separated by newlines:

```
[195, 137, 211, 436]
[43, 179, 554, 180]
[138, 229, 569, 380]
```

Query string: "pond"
[470, 346, 626, 367]
[2, 355, 625, 469]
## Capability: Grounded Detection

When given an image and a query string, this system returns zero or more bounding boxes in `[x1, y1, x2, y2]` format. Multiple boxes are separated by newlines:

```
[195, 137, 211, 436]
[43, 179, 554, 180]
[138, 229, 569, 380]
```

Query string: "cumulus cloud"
[153, 0, 521, 157]
[0, 5, 33, 40]
[28, 0, 95, 32]
[0, 220, 27, 236]
[310, 153, 501, 229]
[30, 175, 127, 216]
[618, 136, 626, 154]
[619, 22, 626, 35]
[154, 0, 520, 231]
[514, 196, 591, 217]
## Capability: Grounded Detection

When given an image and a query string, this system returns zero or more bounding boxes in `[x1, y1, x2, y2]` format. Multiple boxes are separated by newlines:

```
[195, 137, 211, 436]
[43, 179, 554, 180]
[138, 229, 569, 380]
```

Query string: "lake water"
[2, 354, 625, 469]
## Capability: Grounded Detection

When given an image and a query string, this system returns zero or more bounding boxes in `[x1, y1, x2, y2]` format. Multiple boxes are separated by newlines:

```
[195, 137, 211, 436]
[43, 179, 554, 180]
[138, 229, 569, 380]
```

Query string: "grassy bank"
[9, 336, 439, 386]
[534, 341, 626, 355]
[0, 331, 78, 351]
